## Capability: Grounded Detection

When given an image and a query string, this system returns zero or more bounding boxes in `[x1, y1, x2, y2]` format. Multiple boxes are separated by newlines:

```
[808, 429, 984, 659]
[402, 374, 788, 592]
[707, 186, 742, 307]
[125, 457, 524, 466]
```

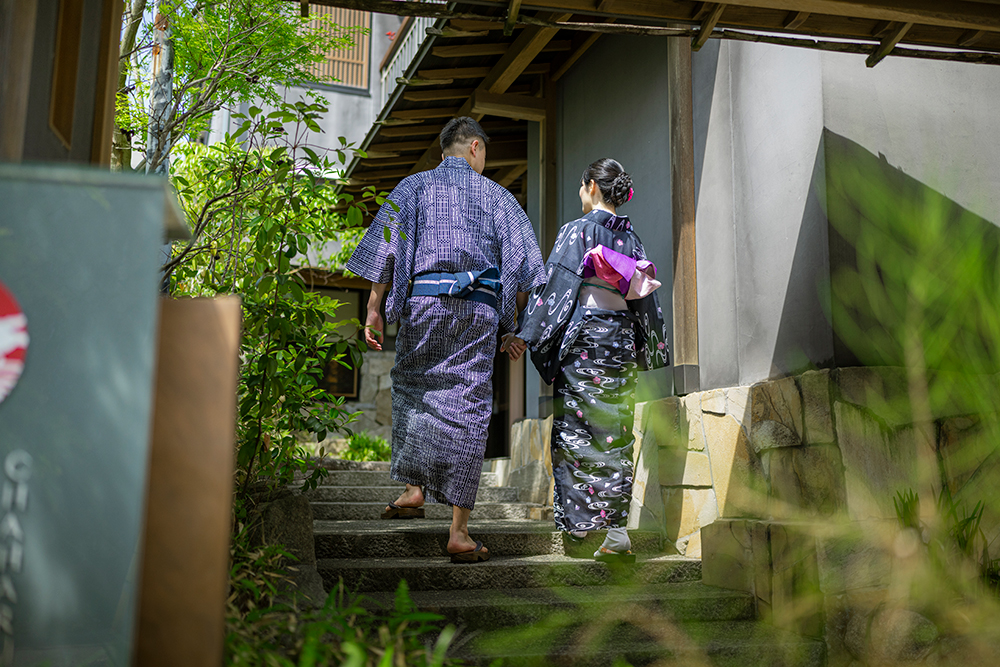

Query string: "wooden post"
[91, 0, 124, 165]
[541, 74, 559, 255]
[533, 74, 559, 416]
[667, 37, 700, 395]
[0, 0, 38, 162]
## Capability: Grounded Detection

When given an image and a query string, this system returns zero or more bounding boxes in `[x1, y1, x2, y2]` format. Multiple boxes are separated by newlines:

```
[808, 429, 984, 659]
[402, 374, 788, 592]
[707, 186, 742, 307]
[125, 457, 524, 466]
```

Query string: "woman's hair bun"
[581, 158, 633, 208]
[609, 172, 633, 208]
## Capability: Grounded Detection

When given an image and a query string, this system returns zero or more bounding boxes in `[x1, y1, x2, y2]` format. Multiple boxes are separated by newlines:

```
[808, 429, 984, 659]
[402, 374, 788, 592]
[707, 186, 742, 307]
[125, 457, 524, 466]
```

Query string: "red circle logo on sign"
[0, 280, 28, 405]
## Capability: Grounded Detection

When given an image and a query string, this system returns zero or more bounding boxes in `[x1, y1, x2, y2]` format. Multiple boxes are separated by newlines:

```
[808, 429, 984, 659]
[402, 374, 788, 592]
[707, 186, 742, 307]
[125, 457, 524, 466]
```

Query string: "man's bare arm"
[364, 283, 388, 351]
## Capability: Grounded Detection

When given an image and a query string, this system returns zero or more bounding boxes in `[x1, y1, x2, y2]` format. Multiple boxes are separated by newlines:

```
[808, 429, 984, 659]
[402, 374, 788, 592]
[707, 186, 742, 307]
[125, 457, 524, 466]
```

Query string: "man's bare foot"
[447, 529, 487, 556]
[388, 484, 424, 512]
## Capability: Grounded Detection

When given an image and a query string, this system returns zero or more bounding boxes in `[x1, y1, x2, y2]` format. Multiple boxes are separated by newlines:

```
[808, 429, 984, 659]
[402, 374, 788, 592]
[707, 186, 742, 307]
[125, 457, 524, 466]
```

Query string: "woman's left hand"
[500, 333, 527, 361]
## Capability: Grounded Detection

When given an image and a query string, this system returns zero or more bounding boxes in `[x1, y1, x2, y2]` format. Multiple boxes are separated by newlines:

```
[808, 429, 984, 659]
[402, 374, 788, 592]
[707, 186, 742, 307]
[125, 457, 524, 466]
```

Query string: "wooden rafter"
[368, 139, 438, 152]
[409, 11, 574, 174]
[391, 107, 463, 119]
[494, 163, 528, 188]
[303, 0, 1000, 37]
[596, 0, 615, 12]
[471, 91, 547, 121]
[431, 40, 570, 58]
[866, 21, 913, 67]
[427, 26, 490, 37]
[783, 11, 809, 29]
[417, 63, 550, 80]
[693, 3, 725, 51]
[403, 87, 477, 101]
[504, 0, 522, 36]
[552, 18, 615, 81]
[959, 29, 987, 47]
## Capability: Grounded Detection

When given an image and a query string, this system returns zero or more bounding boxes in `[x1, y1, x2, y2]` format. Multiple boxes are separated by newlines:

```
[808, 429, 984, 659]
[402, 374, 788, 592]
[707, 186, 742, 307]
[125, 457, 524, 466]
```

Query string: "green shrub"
[342, 432, 392, 462]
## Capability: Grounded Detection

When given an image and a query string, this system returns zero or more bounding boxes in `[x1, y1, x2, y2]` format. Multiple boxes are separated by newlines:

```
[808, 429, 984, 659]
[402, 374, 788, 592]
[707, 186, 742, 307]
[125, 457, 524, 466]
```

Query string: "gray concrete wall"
[690, 41, 1000, 390]
[556, 34, 674, 401]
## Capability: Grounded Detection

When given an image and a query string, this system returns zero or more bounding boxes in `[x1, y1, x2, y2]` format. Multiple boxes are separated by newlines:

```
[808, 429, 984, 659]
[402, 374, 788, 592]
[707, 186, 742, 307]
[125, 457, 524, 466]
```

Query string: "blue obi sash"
[411, 267, 501, 310]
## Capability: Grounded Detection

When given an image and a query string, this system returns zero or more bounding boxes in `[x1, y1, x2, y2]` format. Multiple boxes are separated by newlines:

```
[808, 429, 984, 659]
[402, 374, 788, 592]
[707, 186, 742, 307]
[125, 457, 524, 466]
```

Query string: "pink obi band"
[581, 245, 661, 300]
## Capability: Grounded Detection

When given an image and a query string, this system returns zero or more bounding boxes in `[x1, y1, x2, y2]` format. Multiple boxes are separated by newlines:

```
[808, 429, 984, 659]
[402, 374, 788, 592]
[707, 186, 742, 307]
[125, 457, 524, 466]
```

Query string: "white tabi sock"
[595, 526, 631, 556]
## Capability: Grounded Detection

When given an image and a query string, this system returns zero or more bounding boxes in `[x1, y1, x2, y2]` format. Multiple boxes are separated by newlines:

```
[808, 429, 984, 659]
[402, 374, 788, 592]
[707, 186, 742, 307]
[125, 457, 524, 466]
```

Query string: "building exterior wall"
[556, 33, 674, 401]
[209, 11, 401, 152]
[691, 40, 1000, 391]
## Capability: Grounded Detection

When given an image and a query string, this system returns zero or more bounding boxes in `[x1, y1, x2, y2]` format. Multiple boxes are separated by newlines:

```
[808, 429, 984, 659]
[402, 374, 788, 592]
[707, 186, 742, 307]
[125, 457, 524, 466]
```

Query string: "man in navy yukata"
[345, 117, 545, 562]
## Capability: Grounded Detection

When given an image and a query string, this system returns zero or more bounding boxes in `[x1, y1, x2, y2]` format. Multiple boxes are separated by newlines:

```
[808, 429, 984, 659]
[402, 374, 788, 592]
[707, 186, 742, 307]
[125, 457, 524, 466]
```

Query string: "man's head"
[440, 117, 489, 174]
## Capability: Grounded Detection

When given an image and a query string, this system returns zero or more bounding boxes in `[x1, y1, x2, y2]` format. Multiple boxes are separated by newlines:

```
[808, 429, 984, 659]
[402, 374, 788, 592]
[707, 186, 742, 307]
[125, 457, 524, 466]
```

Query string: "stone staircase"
[304, 461, 825, 666]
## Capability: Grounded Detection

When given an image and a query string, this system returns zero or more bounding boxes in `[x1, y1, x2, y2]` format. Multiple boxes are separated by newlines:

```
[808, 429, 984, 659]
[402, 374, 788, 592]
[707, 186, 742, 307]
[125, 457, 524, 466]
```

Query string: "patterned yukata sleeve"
[494, 187, 546, 332]
[518, 221, 593, 384]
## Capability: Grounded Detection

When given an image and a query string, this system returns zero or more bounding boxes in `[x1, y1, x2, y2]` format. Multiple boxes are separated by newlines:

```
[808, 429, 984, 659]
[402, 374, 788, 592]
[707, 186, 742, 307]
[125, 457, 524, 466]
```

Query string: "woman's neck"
[591, 202, 616, 215]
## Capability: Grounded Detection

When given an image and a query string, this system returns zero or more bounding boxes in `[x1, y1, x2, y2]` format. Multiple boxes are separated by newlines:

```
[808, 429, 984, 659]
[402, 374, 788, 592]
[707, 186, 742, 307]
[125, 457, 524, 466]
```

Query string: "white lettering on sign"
[0, 450, 30, 666]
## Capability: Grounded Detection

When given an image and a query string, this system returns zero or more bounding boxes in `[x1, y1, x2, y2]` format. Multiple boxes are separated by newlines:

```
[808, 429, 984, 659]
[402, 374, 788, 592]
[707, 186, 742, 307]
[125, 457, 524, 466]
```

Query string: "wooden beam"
[359, 156, 424, 167]
[866, 21, 912, 67]
[552, 18, 615, 82]
[350, 168, 412, 181]
[448, 19, 503, 31]
[870, 20, 892, 38]
[959, 29, 987, 47]
[369, 139, 436, 152]
[783, 10, 809, 29]
[432, 40, 570, 58]
[667, 35, 699, 394]
[504, 0, 522, 36]
[494, 163, 528, 187]
[0, 0, 39, 162]
[692, 2, 712, 21]
[403, 87, 477, 101]
[378, 125, 441, 137]
[426, 26, 489, 38]
[410, 12, 573, 174]
[597, 0, 615, 12]
[693, 3, 725, 51]
[471, 91, 547, 121]
[304, 0, 1000, 34]
[390, 106, 462, 120]
[417, 63, 550, 80]
[300, 0, 308, 17]
[486, 157, 529, 168]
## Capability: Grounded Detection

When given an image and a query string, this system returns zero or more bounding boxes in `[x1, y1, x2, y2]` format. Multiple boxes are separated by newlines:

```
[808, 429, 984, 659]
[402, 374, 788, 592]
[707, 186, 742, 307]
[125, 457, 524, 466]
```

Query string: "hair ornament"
[627, 187, 633, 203]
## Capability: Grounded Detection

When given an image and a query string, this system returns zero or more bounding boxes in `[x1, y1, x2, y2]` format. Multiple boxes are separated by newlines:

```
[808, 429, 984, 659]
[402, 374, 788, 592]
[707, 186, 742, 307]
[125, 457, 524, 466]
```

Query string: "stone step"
[364, 581, 755, 630]
[305, 485, 520, 504]
[319, 554, 701, 593]
[464, 619, 826, 667]
[311, 501, 549, 521]
[314, 519, 664, 559]
[306, 470, 500, 488]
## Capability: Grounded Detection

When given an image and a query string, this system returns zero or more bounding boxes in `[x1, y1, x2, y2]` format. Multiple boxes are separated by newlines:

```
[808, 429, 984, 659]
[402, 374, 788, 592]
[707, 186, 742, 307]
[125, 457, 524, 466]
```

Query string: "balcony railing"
[378, 5, 446, 113]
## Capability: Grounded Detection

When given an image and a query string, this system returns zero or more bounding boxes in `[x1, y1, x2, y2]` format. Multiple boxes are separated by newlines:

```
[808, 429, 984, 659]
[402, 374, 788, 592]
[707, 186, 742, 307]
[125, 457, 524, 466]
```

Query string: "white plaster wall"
[694, 40, 832, 390]
[692, 40, 1000, 390]
[820, 52, 1000, 227]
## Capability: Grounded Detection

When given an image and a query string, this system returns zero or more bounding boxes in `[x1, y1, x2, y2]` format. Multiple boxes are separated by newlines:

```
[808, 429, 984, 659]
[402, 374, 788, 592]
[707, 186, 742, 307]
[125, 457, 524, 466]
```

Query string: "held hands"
[365, 309, 384, 351]
[500, 333, 527, 362]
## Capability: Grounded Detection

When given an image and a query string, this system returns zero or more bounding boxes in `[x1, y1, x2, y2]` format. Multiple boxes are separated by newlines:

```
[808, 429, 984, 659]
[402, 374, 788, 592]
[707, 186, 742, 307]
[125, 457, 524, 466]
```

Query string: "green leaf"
[383, 225, 391, 243]
[347, 205, 362, 229]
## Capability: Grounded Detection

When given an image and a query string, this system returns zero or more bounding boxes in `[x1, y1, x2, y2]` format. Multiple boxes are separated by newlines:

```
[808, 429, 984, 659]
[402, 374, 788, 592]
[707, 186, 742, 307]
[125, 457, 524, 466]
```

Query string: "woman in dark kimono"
[503, 158, 669, 561]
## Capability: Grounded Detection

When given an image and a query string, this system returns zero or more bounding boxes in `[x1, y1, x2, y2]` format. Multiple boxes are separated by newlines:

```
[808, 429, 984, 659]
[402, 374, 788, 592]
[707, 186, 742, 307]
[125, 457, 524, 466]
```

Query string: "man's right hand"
[365, 309, 384, 351]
